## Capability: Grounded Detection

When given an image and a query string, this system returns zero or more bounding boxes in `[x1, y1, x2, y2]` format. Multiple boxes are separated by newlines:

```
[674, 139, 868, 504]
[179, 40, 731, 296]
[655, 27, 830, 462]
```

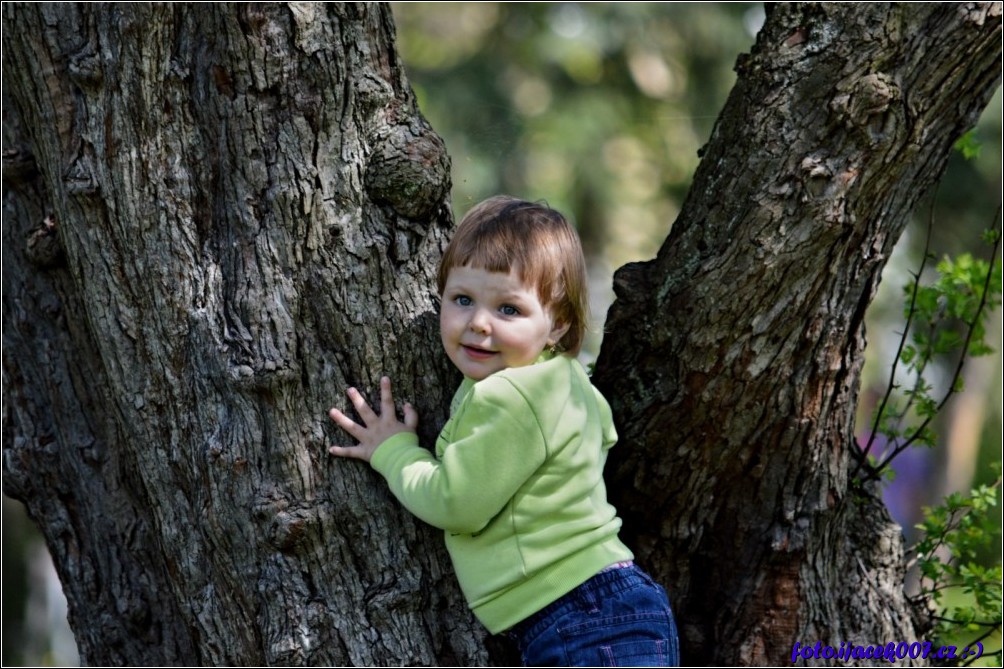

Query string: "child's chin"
[463, 363, 495, 380]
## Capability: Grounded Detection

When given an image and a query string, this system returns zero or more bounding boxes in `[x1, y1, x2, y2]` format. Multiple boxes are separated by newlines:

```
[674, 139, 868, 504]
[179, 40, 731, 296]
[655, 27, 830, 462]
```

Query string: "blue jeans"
[507, 565, 680, 667]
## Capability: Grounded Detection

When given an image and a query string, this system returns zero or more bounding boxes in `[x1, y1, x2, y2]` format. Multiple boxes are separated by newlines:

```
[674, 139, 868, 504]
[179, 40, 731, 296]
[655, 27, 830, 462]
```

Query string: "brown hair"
[437, 195, 589, 355]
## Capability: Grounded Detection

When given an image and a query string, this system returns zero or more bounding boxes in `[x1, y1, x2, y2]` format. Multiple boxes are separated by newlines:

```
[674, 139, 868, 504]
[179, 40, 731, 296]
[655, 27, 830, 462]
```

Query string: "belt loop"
[578, 574, 602, 613]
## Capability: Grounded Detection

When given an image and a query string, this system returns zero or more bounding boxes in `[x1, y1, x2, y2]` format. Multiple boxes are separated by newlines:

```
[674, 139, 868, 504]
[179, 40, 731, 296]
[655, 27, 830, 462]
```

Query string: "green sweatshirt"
[370, 353, 633, 634]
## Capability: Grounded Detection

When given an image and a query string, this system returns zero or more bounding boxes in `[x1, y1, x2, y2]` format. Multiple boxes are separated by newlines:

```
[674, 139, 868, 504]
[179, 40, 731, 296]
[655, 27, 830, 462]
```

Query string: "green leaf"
[953, 130, 982, 159]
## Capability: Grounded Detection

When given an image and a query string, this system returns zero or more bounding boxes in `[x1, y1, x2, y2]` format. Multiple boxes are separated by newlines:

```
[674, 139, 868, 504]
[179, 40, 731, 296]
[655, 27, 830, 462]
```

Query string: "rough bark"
[3, 2, 1001, 667]
[593, 3, 1001, 666]
[2, 3, 502, 665]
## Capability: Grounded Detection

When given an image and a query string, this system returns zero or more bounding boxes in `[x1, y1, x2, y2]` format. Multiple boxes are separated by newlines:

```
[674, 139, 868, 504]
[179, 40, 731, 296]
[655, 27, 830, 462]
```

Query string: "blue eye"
[455, 295, 472, 307]
[500, 305, 519, 316]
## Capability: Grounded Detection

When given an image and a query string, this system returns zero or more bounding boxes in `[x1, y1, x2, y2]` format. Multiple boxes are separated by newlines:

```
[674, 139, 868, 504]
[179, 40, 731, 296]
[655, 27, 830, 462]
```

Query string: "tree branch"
[851, 193, 938, 481]
[869, 204, 1003, 478]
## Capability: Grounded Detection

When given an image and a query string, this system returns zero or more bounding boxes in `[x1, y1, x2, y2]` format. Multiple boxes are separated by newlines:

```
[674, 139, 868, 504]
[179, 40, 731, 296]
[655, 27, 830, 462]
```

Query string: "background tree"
[2, 3, 1000, 666]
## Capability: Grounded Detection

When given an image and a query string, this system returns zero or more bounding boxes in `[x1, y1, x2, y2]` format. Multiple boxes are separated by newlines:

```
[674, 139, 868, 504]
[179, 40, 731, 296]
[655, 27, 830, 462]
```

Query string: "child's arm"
[368, 377, 547, 534]
[328, 376, 417, 463]
[329, 374, 547, 534]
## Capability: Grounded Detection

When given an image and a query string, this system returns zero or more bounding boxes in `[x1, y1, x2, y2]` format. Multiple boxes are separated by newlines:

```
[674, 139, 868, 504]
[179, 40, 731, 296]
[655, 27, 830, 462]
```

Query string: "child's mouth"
[462, 345, 496, 360]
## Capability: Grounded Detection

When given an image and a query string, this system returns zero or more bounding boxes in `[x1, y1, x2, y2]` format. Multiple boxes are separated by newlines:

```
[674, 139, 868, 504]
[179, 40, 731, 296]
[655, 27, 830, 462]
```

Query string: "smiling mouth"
[462, 344, 497, 359]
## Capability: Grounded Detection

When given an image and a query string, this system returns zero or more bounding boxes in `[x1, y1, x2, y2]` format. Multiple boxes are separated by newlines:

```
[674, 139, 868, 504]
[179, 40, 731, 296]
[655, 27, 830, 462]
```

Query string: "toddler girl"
[328, 195, 679, 667]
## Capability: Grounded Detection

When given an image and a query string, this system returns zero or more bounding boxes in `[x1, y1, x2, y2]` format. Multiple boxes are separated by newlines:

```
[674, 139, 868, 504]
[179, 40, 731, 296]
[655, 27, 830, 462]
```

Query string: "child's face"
[440, 265, 569, 381]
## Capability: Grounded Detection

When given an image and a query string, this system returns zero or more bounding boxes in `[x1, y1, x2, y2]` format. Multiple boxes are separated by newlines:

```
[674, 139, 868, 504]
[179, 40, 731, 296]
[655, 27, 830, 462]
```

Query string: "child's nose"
[468, 309, 490, 334]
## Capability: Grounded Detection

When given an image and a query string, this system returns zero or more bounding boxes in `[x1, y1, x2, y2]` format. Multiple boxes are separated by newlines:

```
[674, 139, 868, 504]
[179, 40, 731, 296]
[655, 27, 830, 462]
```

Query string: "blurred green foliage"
[393, 2, 759, 268]
[393, 3, 1000, 269]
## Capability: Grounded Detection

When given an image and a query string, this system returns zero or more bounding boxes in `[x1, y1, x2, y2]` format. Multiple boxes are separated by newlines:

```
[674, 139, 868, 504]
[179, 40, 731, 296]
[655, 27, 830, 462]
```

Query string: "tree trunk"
[3, 2, 1000, 667]
[593, 3, 1001, 666]
[2, 3, 505, 665]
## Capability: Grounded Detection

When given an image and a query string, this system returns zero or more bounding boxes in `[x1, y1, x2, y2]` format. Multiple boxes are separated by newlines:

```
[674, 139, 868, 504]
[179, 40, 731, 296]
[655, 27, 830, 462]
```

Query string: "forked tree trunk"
[2, 2, 1000, 666]
[593, 3, 1001, 665]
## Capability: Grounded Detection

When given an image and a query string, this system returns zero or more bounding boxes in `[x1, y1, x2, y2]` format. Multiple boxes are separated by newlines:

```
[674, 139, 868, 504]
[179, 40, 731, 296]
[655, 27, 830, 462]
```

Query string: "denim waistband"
[507, 564, 649, 643]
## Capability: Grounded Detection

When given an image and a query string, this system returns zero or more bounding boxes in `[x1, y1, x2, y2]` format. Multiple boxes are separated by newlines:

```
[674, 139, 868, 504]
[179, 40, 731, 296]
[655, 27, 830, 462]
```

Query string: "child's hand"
[328, 376, 418, 463]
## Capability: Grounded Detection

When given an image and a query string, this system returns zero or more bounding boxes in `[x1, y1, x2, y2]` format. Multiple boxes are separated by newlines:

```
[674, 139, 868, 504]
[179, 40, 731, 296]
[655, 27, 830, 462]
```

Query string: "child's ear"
[549, 319, 571, 346]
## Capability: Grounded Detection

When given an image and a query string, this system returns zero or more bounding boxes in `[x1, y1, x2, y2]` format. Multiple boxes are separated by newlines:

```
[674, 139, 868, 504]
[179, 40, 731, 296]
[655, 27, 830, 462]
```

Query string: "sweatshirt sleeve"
[592, 386, 618, 451]
[370, 377, 547, 534]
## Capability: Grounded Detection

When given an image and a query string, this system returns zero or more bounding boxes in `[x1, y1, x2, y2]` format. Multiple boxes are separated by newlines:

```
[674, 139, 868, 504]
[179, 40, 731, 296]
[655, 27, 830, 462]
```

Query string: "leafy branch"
[851, 204, 1002, 484]
[910, 470, 1003, 667]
